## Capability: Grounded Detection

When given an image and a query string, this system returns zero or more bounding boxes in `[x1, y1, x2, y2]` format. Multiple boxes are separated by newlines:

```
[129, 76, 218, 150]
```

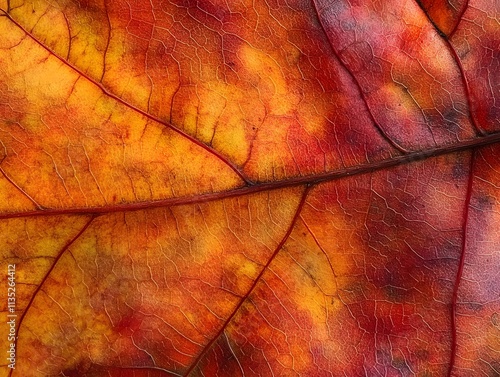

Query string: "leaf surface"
[0, 0, 499, 376]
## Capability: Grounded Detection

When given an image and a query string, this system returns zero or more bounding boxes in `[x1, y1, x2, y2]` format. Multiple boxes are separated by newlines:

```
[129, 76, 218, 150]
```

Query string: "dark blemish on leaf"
[441, 107, 463, 133]
[473, 194, 495, 211]
[415, 349, 430, 361]
[452, 159, 470, 181]
[392, 357, 412, 375]
[340, 20, 356, 31]
[465, 301, 483, 312]
[436, 241, 462, 260]
[376, 349, 392, 364]
[457, 44, 471, 60]
[385, 284, 408, 303]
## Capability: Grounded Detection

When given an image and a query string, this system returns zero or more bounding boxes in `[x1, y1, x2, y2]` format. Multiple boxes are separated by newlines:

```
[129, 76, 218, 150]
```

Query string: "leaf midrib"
[2, 132, 500, 219]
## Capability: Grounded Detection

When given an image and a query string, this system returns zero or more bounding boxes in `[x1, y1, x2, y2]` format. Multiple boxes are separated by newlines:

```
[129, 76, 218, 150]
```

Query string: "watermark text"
[6, 264, 16, 369]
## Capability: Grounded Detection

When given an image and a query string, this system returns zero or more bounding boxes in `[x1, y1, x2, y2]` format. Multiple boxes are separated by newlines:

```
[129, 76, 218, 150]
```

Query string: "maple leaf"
[0, 0, 499, 376]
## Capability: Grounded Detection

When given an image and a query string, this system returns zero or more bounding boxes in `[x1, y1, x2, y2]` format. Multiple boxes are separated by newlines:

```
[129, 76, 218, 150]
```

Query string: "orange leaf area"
[0, 0, 499, 376]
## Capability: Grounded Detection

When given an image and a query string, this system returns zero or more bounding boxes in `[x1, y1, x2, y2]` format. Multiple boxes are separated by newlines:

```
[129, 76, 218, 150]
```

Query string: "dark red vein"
[0, 9, 250, 185]
[2, 132, 500, 220]
[310, 0, 410, 154]
[8, 215, 96, 377]
[443, 36, 484, 135]
[411, 0, 484, 136]
[448, 149, 475, 377]
[183, 186, 311, 377]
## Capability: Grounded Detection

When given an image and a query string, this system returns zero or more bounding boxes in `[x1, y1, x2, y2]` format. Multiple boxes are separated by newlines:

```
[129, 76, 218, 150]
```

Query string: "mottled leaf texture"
[0, 0, 499, 376]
